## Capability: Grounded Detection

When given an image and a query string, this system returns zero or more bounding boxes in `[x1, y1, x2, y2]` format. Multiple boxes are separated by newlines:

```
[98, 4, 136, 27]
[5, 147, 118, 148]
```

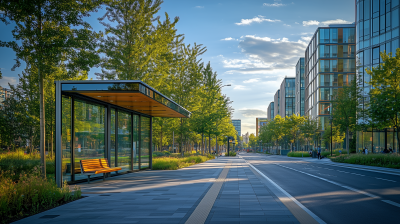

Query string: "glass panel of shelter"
[61, 96, 150, 183]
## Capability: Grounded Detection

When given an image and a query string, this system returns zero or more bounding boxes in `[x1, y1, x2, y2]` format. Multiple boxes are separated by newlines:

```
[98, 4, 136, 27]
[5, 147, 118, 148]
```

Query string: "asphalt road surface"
[239, 152, 400, 224]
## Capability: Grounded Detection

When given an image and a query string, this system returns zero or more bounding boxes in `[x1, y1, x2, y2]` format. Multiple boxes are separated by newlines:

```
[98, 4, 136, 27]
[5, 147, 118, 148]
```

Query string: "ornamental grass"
[331, 153, 400, 169]
[152, 155, 214, 170]
[0, 151, 81, 223]
[287, 151, 311, 157]
[0, 166, 81, 224]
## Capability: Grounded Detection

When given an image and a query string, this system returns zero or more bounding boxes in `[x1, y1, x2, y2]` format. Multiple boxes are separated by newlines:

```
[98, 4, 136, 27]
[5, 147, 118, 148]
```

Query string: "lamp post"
[329, 95, 333, 157]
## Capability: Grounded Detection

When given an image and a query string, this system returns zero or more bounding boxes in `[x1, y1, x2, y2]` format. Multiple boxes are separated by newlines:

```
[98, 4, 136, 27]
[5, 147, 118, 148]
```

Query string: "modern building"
[279, 77, 296, 118]
[295, 58, 305, 116]
[54, 80, 190, 187]
[304, 24, 356, 131]
[0, 86, 12, 107]
[256, 118, 268, 136]
[231, 119, 241, 137]
[267, 102, 274, 120]
[242, 132, 249, 144]
[355, 0, 400, 152]
[273, 90, 280, 118]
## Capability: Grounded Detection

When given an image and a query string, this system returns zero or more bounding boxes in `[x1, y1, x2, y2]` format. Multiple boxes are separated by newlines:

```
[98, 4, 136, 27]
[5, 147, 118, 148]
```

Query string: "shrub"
[225, 151, 236, 156]
[0, 166, 81, 224]
[152, 155, 213, 170]
[0, 150, 55, 181]
[331, 153, 400, 169]
[287, 151, 311, 157]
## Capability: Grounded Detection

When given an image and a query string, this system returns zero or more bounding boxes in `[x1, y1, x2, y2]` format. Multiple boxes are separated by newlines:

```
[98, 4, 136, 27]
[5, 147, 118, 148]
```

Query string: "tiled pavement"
[14, 157, 299, 224]
[204, 160, 298, 224]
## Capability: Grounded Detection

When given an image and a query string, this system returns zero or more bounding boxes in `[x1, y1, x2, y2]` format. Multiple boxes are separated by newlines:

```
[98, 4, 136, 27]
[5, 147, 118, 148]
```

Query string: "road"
[239, 152, 400, 224]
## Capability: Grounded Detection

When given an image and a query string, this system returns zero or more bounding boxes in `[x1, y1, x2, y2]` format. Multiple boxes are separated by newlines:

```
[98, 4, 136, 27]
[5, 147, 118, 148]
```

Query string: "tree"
[366, 49, 400, 153]
[331, 75, 363, 154]
[322, 124, 345, 150]
[1, 0, 103, 174]
[97, 0, 179, 89]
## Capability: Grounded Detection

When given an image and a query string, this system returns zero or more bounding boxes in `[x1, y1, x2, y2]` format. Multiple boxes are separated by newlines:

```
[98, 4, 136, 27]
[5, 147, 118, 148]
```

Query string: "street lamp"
[329, 95, 333, 157]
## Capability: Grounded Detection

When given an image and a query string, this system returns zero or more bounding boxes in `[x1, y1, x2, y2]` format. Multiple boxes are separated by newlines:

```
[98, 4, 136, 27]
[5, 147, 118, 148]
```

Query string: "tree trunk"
[39, 59, 46, 177]
[209, 133, 211, 154]
[160, 124, 163, 152]
[201, 133, 204, 154]
[346, 127, 349, 154]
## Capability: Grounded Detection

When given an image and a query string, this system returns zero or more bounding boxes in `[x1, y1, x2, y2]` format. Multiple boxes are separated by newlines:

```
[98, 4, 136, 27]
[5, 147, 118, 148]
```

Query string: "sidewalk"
[14, 157, 300, 224]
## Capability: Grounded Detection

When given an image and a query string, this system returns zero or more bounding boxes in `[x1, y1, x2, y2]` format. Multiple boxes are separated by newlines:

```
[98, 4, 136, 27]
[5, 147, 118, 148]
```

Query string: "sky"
[0, 0, 355, 135]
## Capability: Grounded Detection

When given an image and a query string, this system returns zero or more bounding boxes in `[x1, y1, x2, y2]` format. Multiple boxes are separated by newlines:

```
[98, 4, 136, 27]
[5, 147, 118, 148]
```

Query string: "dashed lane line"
[375, 177, 397, 182]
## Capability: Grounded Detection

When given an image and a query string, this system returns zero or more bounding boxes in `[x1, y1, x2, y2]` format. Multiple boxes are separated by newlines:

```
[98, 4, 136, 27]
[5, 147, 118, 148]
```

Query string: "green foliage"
[331, 154, 400, 169]
[152, 155, 213, 170]
[366, 49, 400, 150]
[259, 114, 319, 150]
[0, 159, 80, 224]
[322, 124, 345, 146]
[0, 150, 55, 181]
[225, 151, 236, 156]
[287, 151, 311, 157]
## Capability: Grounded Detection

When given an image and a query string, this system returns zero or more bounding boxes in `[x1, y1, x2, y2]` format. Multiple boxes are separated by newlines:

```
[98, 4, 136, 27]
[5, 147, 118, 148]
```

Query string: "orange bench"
[80, 158, 122, 183]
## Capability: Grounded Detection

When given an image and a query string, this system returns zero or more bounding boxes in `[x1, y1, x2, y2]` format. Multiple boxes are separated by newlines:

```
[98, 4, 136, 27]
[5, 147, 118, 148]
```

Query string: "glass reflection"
[140, 117, 150, 169]
[118, 111, 132, 172]
[74, 100, 106, 181]
[62, 96, 71, 182]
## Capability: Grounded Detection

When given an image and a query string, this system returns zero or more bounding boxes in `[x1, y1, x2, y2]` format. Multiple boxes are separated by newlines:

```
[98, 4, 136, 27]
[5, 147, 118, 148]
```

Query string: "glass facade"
[295, 58, 305, 116]
[356, 0, 400, 153]
[305, 25, 356, 131]
[279, 78, 295, 117]
[61, 96, 71, 182]
[140, 117, 151, 169]
[60, 97, 153, 183]
[267, 102, 274, 120]
[74, 100, 106, 181]
[256, 118, 268, 136]
[232, 119, 241, 137]
[274, 90, 280, 118]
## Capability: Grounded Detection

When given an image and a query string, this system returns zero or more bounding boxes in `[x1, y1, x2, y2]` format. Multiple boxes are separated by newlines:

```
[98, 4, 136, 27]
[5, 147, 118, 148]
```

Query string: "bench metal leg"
[103, 173, 105, 181]
[87, 175, 90, 184]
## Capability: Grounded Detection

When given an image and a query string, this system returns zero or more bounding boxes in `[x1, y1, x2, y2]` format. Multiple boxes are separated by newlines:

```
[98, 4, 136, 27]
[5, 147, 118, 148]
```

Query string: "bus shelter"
[55, 80, 190, 187]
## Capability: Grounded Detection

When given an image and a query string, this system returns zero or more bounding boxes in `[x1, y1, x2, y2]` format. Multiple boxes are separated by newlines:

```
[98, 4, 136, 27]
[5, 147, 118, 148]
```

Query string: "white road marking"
[382, 200, 400, 207]
[276, 164, 380, 199]
[375, 177, 397, 182]
[350, 173, 365, 176]
[245, 161, 326, 224]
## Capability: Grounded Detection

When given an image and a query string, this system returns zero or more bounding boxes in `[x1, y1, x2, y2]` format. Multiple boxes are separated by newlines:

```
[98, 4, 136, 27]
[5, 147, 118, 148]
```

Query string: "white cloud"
[243, 78, 260, 83]
[239, 108, 268, 117]
[295, 22, 299, 24]
[221, 35, 307, 74]
[0, 76, 18, 88]
[195, 6, 204, 9]
[301, 36, 312, 42]
[321, 19, 352, 26]
[263, 0, 285, 7]
[303, 19, 352, 26]
[221, 37, 235, 41]
[235, 15, 280, 26]
[233, 85, 248, 90]
[302, 20, 320, 26]
[283, 24, 291, 27]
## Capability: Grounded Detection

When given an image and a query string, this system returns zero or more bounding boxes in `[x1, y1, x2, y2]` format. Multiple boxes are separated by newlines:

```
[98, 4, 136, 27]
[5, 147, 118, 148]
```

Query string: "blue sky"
[0, 0, 355, 135]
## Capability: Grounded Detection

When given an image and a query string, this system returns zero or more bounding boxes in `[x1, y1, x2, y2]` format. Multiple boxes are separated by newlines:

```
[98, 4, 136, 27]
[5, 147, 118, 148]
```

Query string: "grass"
[152, 154, 214, 170]
[331, 153, 400, 169]
[0, 150, 81, 224]
[287, 151, 311, 157]
[321, 149, 348, 158]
